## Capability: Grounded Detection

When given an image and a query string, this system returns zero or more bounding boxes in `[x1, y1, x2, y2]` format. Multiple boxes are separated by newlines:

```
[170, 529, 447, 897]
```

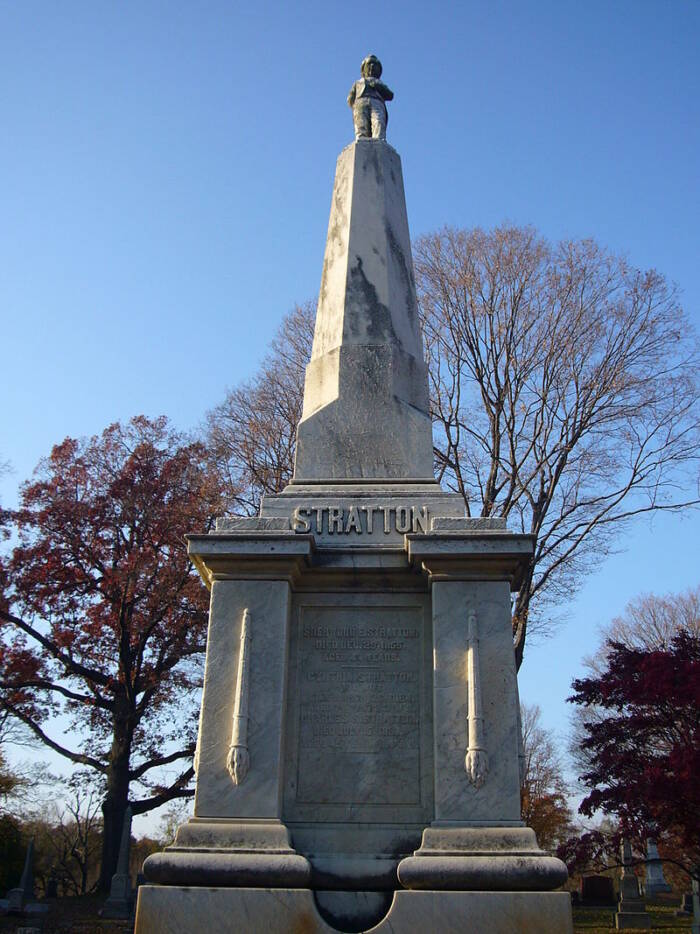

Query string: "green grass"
[573, 896, 693, 932]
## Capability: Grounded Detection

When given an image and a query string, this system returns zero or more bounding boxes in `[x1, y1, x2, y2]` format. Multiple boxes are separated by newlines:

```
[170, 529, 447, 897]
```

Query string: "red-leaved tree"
[0, 416, 221, 890]
[568, 632, 700, 879]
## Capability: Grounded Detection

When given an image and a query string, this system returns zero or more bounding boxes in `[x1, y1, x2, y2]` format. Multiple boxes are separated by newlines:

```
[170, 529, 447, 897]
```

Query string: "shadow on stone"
[314, 890, 393, 932]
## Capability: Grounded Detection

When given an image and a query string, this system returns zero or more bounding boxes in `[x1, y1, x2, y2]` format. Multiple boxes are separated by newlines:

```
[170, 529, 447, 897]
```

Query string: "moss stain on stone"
[345, 255, 400, 347]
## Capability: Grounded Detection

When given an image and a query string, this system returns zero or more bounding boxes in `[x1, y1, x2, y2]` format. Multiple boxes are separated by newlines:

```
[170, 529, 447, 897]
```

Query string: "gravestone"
[4, 839, 48, 919]
[45, 870, 58, 900]
[7, 839, 35, 914]
[615, 838, 651, 930]
[101, 805, 134, 919]
[580, 874, 616, 905]
[644, 837, 671, 895]
[136, 57, 572, 934]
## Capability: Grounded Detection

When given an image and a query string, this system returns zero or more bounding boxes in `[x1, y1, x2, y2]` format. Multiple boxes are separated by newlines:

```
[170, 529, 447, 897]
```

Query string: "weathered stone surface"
[294, 140, 433, 481]
[284, 597, 431, 820]
[135, 886, 574, 933]
[429, 579, 522, 822]
[431, 516, 508, 531]
[215, 516, 291, 532]
[192, 579, 293, 819]
[143, 851, 311, 888]
[261, 484, 465, 547]
[399, 827, 568, 892]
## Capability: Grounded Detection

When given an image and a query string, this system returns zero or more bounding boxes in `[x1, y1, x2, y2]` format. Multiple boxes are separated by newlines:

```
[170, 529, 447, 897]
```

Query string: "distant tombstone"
[615, 838, 651, 930]
[580, 875, 615, 905]
[45, 868, 59, 899]
[101, 805, 134, 919]
[677, 892, 694, 915]
[7, 839, 35, 913]
[645, 838, 671, 895]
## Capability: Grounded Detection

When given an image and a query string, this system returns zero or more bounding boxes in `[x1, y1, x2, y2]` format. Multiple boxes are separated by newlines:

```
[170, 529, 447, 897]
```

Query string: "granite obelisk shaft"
[294, 139, 434, 482]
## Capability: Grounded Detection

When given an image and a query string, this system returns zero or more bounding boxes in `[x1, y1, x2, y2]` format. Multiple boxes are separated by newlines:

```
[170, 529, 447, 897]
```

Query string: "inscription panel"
[284, 597, 432, 823]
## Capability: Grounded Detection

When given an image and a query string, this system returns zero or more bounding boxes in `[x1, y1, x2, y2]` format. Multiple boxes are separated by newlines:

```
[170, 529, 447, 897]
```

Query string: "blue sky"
[2, 1, 699, 829]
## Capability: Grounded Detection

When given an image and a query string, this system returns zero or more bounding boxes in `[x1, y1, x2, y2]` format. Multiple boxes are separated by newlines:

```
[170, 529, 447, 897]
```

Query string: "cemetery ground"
[0, 892, 693, 932]
[573, 893, 693, 932]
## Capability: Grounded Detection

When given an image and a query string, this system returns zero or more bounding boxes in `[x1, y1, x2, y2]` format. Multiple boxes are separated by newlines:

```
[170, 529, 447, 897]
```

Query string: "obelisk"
[294, 137, 434, 482]
[136, 56, 572, 934]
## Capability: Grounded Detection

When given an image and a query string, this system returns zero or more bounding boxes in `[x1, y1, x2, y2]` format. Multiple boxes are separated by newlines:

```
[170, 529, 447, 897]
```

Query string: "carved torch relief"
[227, 608, 251, 785]
[465, 608, 489, 787]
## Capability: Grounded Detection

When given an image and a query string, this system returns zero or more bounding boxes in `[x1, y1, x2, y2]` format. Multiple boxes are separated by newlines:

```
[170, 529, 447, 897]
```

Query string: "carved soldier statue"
[347, 54, 394, 140]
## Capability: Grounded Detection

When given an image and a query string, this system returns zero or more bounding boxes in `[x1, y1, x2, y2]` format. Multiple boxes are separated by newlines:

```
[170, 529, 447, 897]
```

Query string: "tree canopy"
[0, 416, 222, 889]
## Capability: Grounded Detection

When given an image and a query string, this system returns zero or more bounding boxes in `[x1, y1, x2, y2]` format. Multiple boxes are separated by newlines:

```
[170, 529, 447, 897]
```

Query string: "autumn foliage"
[0, 416, 221, 889]
[519, 703, 575, 853]
[568, 632, 700, 876]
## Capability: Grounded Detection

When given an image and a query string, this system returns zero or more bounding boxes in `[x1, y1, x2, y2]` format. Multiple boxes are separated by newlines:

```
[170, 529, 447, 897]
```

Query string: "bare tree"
[570, 585, 700, 774]
[206, 302, 315, 515]
[46, 780, 103, 896]
[205, 228, 700, 669]
[587, 586, 700, 670]
[520, 702, 575, 853]
[416, 226, 700, 667]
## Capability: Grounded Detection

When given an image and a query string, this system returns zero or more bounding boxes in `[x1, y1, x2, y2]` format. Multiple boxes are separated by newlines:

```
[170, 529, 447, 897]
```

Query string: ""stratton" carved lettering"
[292, 504, 429, 535]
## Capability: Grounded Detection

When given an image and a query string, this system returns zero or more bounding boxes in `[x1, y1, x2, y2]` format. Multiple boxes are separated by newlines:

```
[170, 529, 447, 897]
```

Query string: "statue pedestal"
[137, 518, 570, 933]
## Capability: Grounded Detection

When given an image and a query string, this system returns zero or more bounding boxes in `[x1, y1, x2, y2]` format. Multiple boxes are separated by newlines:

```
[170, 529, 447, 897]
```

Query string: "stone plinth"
[140, 512, 568, 931]
[136, 886, 573, 933]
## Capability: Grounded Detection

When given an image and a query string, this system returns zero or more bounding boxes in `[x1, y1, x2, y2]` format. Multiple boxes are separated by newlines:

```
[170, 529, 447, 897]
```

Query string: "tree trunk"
[98, 706, 133, 893]
[513, 568, 534, 672]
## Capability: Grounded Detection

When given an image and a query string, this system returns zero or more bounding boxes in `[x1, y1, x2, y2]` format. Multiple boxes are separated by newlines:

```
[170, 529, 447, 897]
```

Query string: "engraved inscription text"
[295, 606, 423, 807]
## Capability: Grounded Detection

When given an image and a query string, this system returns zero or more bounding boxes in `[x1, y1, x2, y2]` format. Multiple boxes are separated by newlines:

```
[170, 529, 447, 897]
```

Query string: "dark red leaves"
[568, 633, 700, 866]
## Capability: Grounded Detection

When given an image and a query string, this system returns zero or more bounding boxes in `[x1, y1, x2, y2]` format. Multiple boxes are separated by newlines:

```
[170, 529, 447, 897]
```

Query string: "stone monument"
[136, 58, 572, 933]
[644, 837, 671, 895]
[6, 839, 35, 914]
[615, 838, 651, 930]
[101, 805, 134, 919]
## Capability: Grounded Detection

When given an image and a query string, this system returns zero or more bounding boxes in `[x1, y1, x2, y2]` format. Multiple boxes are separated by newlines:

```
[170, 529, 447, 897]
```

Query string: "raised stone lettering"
[291, 503, 432, 536]
[314, 507, 324, 533]
[396, 506, 410, 533]
[292, 507, 311, 533]
[328, 507, 343, 532]
[383, 507, 392, 533]
[362, 505, 378, 533]
[412, 505, 429, 533]
[344, 505, 362, 534]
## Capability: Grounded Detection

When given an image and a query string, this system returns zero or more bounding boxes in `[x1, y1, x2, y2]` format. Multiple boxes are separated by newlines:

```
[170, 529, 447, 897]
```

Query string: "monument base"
[135, 885, 573, 933]
[615, 911, 651, 930]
